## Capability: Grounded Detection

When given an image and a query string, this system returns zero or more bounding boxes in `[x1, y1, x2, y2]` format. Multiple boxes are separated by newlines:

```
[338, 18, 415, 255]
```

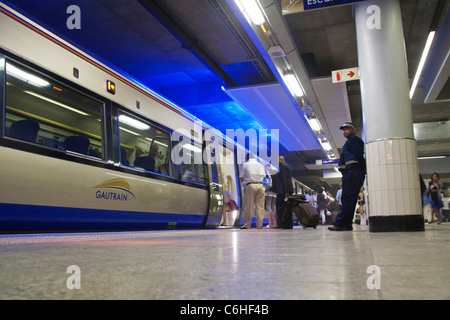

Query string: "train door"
[203, 146, 224, 228]
[219, 144, 242, 227]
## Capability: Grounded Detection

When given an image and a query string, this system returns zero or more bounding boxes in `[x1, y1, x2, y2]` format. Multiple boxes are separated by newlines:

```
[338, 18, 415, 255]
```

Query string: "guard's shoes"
[240, 226, 250, 229]
[328, 225, 352, 231]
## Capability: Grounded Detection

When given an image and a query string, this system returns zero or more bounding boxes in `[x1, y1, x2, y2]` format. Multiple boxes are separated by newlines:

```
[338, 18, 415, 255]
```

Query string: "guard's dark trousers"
[335, 169, 365, 228]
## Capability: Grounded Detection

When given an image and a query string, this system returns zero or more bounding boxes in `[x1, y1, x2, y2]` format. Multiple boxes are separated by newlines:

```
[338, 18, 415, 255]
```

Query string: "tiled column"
[355, 0, 424, 231]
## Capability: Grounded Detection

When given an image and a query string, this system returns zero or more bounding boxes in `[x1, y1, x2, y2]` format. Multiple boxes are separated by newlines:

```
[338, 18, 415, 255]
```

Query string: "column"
[354, 0, 424, 232]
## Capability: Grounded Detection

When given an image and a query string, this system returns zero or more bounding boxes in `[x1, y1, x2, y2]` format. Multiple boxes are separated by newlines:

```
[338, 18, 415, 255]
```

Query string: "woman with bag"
[426, 172, 444, 224]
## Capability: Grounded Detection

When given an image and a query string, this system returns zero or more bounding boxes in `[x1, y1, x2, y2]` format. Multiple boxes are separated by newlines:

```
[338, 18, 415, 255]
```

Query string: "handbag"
[263, 176, 272, 192]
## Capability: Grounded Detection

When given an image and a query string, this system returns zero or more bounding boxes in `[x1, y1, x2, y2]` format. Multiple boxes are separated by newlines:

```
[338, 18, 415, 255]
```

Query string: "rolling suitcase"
[280, 194, 306, 229]
[289, 196, 320, 229]
[284, 195, 319, 229]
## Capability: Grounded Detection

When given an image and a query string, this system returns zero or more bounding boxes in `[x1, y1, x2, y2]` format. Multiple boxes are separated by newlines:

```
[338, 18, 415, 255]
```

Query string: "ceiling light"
[25, 91, 89, 116]
[417, 156, 446, 160]
[119, 114, 150, 130]
[120, 127, 140, 136]
[6, 63, 50, 87]
[307, 116, 321, 132]
[321, 140, 332, 151]
[410, 31, 435, 99]
[283, 73, 304, 97]
[183, 144, 202, 153]
[235, 0, 265, 26]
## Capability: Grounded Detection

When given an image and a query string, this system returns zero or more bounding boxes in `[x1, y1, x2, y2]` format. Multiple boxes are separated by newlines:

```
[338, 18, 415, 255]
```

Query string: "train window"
[172, 139, 207, 185]
[118, 111, 171, 175]
[4, 61, 104, 158]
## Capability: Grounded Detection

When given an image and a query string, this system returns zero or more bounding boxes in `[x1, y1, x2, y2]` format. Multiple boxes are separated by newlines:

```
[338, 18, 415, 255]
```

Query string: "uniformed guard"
[329, 122, 366, 231]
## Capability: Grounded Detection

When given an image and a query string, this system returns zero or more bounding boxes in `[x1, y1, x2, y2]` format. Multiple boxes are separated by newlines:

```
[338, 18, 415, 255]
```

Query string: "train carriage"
[0, 3, 231, 232]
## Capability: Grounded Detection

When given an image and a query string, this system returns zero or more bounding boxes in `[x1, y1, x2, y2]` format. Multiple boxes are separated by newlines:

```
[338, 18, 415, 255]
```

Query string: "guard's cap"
[339, 122, 356, 130]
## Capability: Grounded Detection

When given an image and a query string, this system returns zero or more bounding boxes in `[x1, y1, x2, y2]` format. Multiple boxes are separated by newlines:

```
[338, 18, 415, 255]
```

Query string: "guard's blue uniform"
[334, 133, 366, 228]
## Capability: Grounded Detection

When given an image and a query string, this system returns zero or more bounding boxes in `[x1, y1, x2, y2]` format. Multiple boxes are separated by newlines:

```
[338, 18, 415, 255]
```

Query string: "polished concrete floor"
[0, 223, 449, 300]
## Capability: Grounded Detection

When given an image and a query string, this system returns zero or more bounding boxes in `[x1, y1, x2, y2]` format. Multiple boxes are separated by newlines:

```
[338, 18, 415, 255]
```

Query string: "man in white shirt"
[239, 153, 266, 229]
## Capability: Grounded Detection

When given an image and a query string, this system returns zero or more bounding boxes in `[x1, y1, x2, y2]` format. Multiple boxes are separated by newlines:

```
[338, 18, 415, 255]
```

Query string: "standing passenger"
[264, 164, 278, 228]
[426, 172, 444, 224]
[276, 155, 293, 227]
[336, 185, 343, 211]
[239, 154, 266, 229]
[317, 187, 327, 225]
[329, 122, 366, 231]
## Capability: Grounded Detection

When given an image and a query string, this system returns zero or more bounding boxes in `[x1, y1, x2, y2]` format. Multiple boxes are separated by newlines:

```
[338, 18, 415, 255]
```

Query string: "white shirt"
[239, 159, 266, 186]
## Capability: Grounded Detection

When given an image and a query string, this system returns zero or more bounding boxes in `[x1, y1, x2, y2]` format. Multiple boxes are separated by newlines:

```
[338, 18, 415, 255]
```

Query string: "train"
[0, 3, 311, 233]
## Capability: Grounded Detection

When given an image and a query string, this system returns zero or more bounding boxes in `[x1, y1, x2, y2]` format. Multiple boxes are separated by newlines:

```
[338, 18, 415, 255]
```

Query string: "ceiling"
[3, 0, 449, 193]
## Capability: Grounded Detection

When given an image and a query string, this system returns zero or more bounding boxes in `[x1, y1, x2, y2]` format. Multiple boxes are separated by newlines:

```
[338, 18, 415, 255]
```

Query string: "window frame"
[112, 106, 208, 189]
[116, 108, 173, 176]
[0, 52, 109, 168]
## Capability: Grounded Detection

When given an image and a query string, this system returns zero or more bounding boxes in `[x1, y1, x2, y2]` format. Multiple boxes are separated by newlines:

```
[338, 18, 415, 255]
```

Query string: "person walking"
[329, 122, 366, 231]
[239, 153, 266, 229]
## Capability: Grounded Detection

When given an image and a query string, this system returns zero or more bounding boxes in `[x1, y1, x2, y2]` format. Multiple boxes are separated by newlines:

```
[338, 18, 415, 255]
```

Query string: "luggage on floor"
[280, 195, 310, 229]
[280, 194, 307, 229]
[286, 195, 320, 229]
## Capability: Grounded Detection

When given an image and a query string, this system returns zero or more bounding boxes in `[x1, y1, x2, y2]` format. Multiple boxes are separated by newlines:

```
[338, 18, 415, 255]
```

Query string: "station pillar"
[354, 0, 424, 231]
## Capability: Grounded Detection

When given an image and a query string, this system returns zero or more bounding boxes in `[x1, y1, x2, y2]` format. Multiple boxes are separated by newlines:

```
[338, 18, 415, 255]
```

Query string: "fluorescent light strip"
[6, 63, 50, 87]
[320, 140, 332, 151]
[183, 144, 202, 153]
[25, 91, 89, 116]
[120, 127, 140, 136]
[307, 117, 321, 132]
[119, 114, 150, 130]
[410, 31, 435, 99]
[284, 73, 304, 97]
[417, 156, 446, 160]
[235, 0, 265, 25]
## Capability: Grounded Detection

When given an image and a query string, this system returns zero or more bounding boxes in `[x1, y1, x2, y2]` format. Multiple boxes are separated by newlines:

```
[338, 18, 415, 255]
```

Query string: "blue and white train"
[0, 3, 311, 233]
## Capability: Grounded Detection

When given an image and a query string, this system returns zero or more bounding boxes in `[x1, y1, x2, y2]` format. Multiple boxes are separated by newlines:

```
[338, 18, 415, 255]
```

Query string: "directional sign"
[282, 0, 367, 14]
[303, 0, 367, 11]
[315, 159, 339, 165]
[331, 67, 360, 83]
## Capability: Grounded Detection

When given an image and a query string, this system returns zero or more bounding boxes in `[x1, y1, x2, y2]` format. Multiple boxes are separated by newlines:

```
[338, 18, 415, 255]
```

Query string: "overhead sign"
[303, 0, 366, 11]
[315, 159, 339, 165]
[282, 0, 366, 14]
[331, 67, 360, 83]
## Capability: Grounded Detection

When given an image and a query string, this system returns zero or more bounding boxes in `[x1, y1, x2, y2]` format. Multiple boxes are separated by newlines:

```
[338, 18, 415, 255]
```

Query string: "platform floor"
[0, 223, 449, 300]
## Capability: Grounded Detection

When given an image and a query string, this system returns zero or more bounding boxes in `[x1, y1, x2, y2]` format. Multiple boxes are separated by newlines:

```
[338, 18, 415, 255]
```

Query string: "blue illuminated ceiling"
[3, 0, 269, 133]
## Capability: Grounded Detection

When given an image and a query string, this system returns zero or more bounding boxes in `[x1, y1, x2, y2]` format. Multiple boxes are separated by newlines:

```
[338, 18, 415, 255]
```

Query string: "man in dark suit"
[276, 155, 293, 228]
